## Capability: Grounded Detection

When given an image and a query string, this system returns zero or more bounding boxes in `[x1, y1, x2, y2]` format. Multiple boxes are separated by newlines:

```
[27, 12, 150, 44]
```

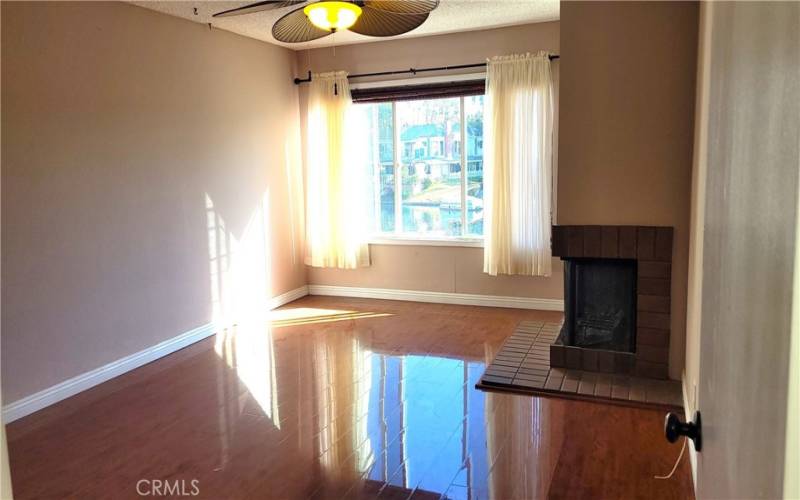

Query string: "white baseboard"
[1, 323, 217, 424]
[269, 285, 309, 310]
[307, 284, 564, 311]
[2, 286, 309, 424]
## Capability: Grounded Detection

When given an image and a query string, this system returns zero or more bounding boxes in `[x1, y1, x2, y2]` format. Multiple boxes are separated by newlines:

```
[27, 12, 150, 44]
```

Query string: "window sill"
[369, 237, 484, 248]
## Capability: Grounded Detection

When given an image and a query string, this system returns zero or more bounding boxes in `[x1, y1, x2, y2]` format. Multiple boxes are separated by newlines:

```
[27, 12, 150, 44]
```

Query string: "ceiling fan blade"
[362, 0, 439, 15]
[349, 7, 429, 37]
[272, 6, 333, 43]
[213, 0, 305, 18]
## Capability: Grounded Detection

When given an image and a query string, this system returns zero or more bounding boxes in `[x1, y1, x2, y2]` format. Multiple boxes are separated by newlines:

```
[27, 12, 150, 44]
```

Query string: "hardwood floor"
[6, 296, 694, 499]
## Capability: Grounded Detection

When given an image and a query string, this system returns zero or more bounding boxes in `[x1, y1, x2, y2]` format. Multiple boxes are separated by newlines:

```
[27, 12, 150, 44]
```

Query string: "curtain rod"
[293, 55, 560, 85]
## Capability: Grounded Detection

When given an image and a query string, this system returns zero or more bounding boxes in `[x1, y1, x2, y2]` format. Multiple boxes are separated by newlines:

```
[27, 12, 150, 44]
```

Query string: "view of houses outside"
[355, 95, 484, 238]
[464, 95, 484, 236]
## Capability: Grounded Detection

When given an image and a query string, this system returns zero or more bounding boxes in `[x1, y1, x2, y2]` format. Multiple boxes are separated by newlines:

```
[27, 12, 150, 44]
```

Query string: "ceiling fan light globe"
[303, 1, 362, 31]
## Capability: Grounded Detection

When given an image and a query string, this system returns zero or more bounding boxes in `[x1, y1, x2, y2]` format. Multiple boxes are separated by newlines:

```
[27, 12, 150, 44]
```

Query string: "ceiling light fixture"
[303, 1, 362, 32]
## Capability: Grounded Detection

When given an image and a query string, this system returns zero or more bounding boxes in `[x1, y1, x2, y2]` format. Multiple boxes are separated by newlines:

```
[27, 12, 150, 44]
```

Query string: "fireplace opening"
[563, 258, 637, 353]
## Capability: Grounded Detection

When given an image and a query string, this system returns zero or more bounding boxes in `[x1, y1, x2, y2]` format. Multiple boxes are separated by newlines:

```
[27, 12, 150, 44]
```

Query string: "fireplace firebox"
[564, 258, 637, 352]
[550, 225, 674, 379]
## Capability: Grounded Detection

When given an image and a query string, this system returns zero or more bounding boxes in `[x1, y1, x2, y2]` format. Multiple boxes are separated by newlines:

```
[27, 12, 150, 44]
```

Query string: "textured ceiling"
[131, 0, 559, 50]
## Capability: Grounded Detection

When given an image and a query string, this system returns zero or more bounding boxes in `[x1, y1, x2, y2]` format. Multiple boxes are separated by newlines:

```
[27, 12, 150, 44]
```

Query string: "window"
[354, 94, 485, 241]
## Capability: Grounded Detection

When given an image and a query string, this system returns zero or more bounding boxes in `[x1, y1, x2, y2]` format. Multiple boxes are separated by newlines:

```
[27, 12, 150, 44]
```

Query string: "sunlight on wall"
[205, 192, 273, 328]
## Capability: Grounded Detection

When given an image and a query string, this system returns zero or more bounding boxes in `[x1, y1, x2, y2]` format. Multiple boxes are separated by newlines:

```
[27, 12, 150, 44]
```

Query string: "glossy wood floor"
[7, 296, 694, 499]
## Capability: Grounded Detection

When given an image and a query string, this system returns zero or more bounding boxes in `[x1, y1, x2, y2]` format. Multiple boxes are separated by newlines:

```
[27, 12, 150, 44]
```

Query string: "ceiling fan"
[212, 0, 440, 43]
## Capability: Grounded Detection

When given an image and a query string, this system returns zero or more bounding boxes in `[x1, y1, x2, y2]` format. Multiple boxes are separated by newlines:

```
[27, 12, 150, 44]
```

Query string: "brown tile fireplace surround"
[550, 225, 673, 379]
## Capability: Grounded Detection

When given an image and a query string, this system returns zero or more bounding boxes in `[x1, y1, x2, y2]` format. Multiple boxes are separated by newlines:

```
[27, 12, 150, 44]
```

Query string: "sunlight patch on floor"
[270, 307, 393, 327]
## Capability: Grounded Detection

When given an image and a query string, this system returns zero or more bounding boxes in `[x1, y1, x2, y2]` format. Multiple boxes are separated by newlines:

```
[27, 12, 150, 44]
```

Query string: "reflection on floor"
[6, 296, 694, 499]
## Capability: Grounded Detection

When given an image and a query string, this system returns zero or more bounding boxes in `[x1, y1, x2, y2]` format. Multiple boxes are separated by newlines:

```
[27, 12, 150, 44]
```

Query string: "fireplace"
[550, 225, 673, 379]
[564, 258, 637, 352]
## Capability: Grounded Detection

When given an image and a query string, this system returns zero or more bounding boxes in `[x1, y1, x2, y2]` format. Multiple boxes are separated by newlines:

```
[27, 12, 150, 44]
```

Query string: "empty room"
[1, 1, 798, 499]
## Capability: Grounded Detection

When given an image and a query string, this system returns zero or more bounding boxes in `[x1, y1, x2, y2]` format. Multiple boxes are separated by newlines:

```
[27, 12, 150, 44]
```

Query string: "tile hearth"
[476, 320, 683, 409]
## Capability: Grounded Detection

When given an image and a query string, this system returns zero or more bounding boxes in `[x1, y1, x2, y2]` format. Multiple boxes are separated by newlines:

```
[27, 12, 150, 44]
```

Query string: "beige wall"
[558, 2, 698, 379]
[686, 2, 799, 497]
[297, 22, 564, 300]
[1, 2, 305, 404]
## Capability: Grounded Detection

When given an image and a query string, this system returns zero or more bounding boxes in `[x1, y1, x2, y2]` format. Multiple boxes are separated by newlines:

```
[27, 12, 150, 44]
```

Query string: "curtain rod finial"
[294, 70, 312, 85]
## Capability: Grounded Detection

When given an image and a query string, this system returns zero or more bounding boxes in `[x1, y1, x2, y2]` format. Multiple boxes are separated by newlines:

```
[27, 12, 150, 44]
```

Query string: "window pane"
[355, 102, 395, 232]
[397, 98, 462, 237]
[465, 95, 484, 236]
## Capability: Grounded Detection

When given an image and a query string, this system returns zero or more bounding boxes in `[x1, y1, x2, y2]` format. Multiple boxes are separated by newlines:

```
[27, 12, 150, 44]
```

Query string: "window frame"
[363, 95, 485, 245]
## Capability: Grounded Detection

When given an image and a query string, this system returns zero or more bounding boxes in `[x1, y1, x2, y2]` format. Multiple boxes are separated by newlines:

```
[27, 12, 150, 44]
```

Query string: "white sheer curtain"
[483, 52, 554, 277]
[305, 71, 370, 269]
